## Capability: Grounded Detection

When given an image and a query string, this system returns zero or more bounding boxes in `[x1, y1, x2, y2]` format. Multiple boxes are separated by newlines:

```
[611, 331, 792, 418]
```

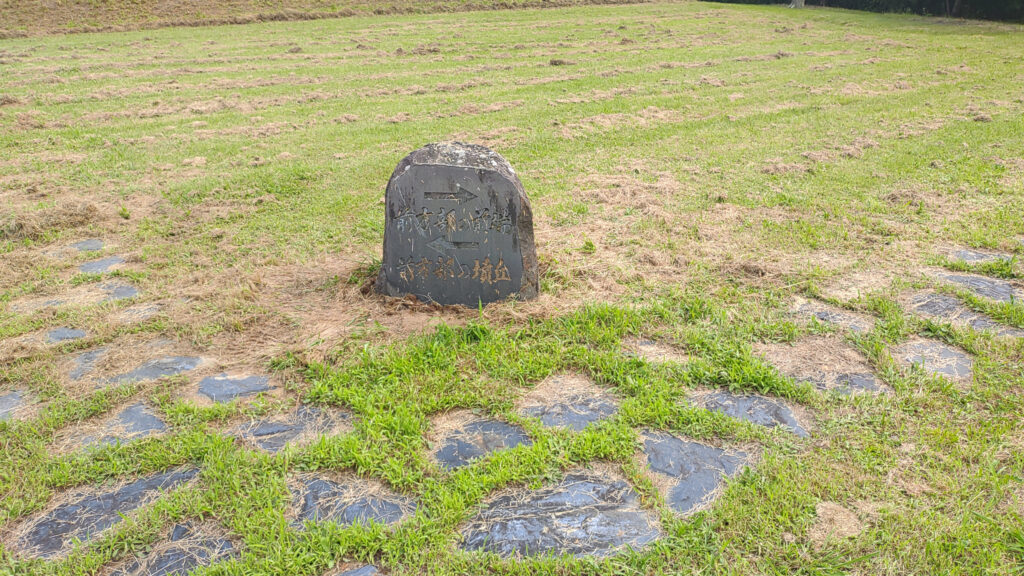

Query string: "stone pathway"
[235, 405, 352, 453]
[0, 389, 30, 421]
[517, 374, 619, 431]
[290, 475, 416, 527]
[11, 468, 197, 558]
[79, 255, 126, 274]
[792, 298, 874, 333]
[57, 402, 168, 451]
[107, 522, 235, 576]
[108, 356, 205, 387]
[46, 327, 87, 344]
[950, 248, 1013, 265]
[892, 338, 973, 383]
[905, 291, 1024, 338]
[639, 431, 750, 515]
[460, 467, 660, 557]
[933, 271, 1023, 303]
[198, 374, 273, 403]
[755, 337, 886, 395]
[691, 390, 809, 437]
[431, 411, 531, 470]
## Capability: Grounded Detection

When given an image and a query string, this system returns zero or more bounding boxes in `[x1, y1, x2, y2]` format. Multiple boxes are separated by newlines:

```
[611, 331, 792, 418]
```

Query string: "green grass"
[1, 1, 1024, 575]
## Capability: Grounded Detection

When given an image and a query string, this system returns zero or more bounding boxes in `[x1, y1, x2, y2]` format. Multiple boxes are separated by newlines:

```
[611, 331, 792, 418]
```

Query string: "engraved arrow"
[423, 185, 478, 202]
[428, 237, 480, 254]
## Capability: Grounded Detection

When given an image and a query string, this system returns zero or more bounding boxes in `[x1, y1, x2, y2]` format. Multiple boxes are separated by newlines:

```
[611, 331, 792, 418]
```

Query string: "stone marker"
[377, 142, 538, 306]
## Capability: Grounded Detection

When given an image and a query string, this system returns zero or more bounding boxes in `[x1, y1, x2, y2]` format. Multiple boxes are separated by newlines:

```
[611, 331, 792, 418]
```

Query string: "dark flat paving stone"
[460, 470, 660, 558]
[15, 468, 197, 558]
[697, 391, 808, 437]
[893, 339, 973, 382]
[110, 356, 202, 385]
[434, 418, 532, 470]
[521, 396, 618, 431]
[101, 281, 140, 302]
[795, 300, 873, 333]
[0, 390, 28, 421]
[71, 239, 104, 252]
[908, 292, 1024, 338]
[198, 374, 272, 403]
[833, 373, 883, 394]
[335, 567, 379, 576]
[46, 327, 87, 344]
[80, 403, 167, 448]
[109, 522, 234, 576]
[952, 249, 1012, 264]
[236, 406, 351, 453]
[79, 256, 125, 274]
[641, 431, 749, 515]
[935, 272, 1022, 303]
[70, 348, 107, 381]
[291, 476, 416, 527]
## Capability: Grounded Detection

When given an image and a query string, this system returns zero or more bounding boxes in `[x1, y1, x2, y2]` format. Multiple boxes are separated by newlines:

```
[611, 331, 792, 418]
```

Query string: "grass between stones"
[1, 1, 1023, 574]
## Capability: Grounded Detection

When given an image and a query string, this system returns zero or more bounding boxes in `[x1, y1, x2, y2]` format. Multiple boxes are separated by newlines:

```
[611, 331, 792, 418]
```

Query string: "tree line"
[700, 0, 1024, 21]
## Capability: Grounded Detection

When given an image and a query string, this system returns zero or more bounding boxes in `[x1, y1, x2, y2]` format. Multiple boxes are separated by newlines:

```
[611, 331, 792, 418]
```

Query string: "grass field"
[1, 1, 1023, 574]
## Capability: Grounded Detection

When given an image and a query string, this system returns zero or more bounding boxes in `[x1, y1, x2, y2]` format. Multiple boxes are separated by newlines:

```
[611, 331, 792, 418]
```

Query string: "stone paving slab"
[235, 405, 353, 453]
[0, 389, 30, 421]
[640, 431, 749, 515]
[622, 337, 690, 363]
[63, 402, 168, 450]
[12, 281, 140, 313]
[906, 291, 1024, 338]
[792, 297, 874, 333]
[113, 303, 162, 324]
[71, 239, 104, 252]
[290, 475, 416, 528]
[517, 373, 619, 431]
[430, 412, 532, 470]
[933, 271, 1023, 303]
[109, 356, 203, 386]
[692, 390, 809, 437]
[892, 338, 973, 383]
[79, 256, 126, 274]
[12, 468, 197, 559]
[107, 521, 235, 576]
[198, 374, 273, 403]
[460, 467, 661, 558]
[326, 565, 380, 576]
[46, 327, 87, 344]
[755, 337, 887, 395]
[951, 248, 1013, 265]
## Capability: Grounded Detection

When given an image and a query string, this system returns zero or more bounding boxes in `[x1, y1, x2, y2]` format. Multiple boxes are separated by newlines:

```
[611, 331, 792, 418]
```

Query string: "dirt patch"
[807, 501, 863, 548]
[819, 269, 895, 302]
[622, 337, 689, 364]
[1, 201, 100, 241]
[754, 336, 886, 394]
[517, 372, 617, 414]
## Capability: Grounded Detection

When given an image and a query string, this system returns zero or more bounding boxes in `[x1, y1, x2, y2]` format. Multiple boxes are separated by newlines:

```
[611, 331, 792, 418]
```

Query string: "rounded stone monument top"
[377, 142, 538, 307]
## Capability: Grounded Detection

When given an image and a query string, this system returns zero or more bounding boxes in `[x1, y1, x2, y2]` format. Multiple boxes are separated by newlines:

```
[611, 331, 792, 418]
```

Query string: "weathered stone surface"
[640, 431, 748, 515]
[793, 298, 874, 333]
[893, 338, 973, 382]
[333, 567, 379, 576]
[935, 272, 1023, 303]
[108, 522, 234, 576]
[79, 256, 125, 274]
[114, 303, 162, 324]
[46, 327, 87, 344]
[198, 374, 272, 403]
[70, 348, 106, 381]
[79, 403, 167, 448]
[236, 405, 352, 453]
[14, 468, 197, 558]
[695, 391, 808, 437]
[0, 390, 28, 421]
[833, 373, 882, 393]
[71, 239, 104, 252]
[102, 281, 140, 301]
[433, 418, 531, 470]
[908, 291, 1024, 338]
[291, 475, 416, 527]
[377, 142, 538, 306]
[110, 356, 202, 385]
[518, 374, 619, 431]
[952, 248, 1011, 265]
[460, 469, 660, 557]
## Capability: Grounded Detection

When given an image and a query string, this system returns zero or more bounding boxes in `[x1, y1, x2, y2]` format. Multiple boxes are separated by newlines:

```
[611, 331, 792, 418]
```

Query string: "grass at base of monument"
[2, 283, 1023, 575]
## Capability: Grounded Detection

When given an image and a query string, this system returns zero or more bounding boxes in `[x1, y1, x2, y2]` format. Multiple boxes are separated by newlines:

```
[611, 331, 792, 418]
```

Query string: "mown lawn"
[1, 2, 1022, 575]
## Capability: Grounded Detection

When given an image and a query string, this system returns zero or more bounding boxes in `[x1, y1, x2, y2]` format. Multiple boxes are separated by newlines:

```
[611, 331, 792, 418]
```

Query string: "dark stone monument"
[377, 142, 538, 306]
